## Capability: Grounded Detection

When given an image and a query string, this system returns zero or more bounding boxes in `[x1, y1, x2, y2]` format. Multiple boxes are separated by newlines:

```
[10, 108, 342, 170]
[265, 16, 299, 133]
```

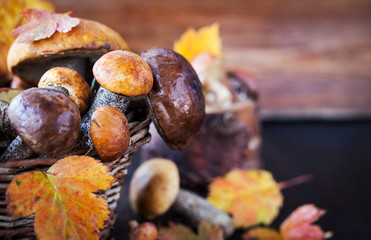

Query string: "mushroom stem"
[0, 101, 17, 148]
[172, 188, 235, 238]
[0, 136, 37, 162]
[74, 86, 131, 150]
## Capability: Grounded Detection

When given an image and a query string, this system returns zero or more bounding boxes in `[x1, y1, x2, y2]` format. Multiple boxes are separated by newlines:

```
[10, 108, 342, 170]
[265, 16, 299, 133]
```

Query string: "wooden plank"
[54, 0, 371, 119]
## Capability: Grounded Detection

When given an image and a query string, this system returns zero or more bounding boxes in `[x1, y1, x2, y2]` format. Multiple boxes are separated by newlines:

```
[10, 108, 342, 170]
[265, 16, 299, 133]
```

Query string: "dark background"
[111, 120, 371, 240]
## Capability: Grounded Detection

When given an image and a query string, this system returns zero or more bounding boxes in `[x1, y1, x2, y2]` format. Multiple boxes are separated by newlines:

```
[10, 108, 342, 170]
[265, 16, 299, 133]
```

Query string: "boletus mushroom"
[0, 88, 81, 161]
[39, 67, 92, 114]
[141, 48, 205, 150]
[7, 19, 129, 86]
[129, 158, 180, 219]
[75, 50, 153, 150]
[90, 106, 130, 162]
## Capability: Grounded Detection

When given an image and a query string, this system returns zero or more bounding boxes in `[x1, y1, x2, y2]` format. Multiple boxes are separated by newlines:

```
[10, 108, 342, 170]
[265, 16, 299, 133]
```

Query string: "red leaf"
[12, 9, 79, 43]
[280, 204, 326, 240]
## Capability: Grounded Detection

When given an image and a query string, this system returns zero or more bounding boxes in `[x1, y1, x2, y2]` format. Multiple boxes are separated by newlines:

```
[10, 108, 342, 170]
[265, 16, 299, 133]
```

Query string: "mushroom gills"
[11, 51, 107, 86]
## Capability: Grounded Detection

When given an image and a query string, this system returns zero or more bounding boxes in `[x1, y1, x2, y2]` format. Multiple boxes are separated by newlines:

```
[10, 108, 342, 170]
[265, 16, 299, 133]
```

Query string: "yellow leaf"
[0, 0, 54, 76]
[243, 227, 283, 240]
[173, 23, 222, 61]
[6, 155, 115, 240]
[207, 169, 283, 228]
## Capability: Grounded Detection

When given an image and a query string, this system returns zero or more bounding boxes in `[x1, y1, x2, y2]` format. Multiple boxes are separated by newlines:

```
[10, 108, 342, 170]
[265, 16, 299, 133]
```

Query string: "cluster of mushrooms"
[0, 18, 205, 163]
[0, 16, 241, 239]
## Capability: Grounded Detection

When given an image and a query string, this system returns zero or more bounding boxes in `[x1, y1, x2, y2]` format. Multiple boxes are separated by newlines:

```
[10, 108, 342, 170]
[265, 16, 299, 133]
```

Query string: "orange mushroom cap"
[90, 106, 130, 162]
[93, 50, 153, 97]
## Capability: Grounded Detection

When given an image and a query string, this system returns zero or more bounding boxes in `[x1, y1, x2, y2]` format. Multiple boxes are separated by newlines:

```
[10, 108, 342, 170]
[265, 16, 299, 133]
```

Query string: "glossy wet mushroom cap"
[7, 88, 81, 156]
[141, 48, 205, 150]
[90, 106, 130, 162]
[93, 50, 153, 97]
[7, 19, 129, 86]
[39, 67, 92, 114]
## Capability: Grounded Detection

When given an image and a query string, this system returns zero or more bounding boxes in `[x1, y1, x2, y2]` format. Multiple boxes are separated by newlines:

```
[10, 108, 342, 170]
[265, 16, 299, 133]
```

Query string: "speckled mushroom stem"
[172, 189, 235, 238]
[0, 101, 17, 149]
[74, 86, 131, 150]
[0, 136, 37, 162]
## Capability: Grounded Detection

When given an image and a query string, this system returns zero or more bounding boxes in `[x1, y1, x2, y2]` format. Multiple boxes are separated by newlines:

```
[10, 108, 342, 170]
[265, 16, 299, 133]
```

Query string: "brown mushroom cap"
[7, 19, 129, 85]
[39, 67, 92, 114]
[129, 158, 180, 219]
[93, 50, 153, 97]
[90, 106, 130, 162]
[141, 48, 205, 150]
[7, 88, 81, 156]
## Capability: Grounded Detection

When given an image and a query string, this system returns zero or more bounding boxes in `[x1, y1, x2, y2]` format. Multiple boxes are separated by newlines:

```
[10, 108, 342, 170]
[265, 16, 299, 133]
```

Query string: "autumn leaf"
[0, 0, 54, 80]
[207, 169, 283, 228]
[243, 204, 327, 240]
[158, 221, 223, 240]
[173, 23, 222, 61]
[6, 155, 115, 240]
[12, 8, 80, 43]
[280, 204, 326, 240]
[243, 227, 283, 240]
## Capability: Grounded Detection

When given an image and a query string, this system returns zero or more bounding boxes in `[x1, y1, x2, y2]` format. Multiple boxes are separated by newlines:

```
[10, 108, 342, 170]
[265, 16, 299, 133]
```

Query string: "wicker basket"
[0, 107, 152, 239]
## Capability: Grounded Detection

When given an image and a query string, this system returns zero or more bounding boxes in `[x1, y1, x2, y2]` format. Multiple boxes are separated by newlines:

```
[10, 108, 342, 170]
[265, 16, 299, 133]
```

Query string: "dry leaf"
[243, 227, 283, 240]
[0, 0, 54, 79]
[158, 221, 223, 240]
[13, 9, 79, 43]
[173, 23, 222, 61]
[6, 155, 115, 240]
[280, 204, 326, 240]
[207, 169, 283, 228]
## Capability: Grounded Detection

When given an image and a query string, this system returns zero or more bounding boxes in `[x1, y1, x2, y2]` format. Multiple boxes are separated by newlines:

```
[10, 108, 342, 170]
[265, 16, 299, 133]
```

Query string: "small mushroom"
[141, 48, 205, 150]
[7, 19, 129, 86]
[129, 158, 180, 219]
[74, 50, 153, 150]
[38, 67, 92, 114]
[129, 221, 158, 240]
[90, 106, 130, 162]
[0, 88, 81, 161]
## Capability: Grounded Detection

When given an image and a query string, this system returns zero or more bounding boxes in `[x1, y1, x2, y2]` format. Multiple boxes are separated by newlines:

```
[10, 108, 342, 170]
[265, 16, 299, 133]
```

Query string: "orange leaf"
[6, 155, 115, 240]
[207, 169, 283, 228]
[280, 204, 326, 240]
[173, 23, 222, 61]
[243, 227, 283, 240]
[158, 221, 223, 240]
[12, 8, 79, 43]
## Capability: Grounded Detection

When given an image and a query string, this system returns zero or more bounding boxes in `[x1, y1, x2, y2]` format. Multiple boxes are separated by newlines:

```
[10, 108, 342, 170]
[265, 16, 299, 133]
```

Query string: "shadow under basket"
[0, 107, 152, 239]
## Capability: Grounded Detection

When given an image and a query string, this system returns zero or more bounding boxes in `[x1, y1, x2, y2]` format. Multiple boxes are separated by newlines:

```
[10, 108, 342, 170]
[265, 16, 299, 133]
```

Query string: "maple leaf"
[280, 204, 326, 240]
[158, 221, 223, 240]
[12, 8, 79, 43]
[0, 0, 54, 79]
[207, 169, 283, 228]
[6, 155, 115, 240]
[173, 23, 222, 61]
[243, 227, 283, 240]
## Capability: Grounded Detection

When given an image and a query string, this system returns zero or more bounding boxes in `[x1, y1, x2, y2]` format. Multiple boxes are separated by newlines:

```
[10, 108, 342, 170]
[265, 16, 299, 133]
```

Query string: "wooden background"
[53, 0, 371, 119]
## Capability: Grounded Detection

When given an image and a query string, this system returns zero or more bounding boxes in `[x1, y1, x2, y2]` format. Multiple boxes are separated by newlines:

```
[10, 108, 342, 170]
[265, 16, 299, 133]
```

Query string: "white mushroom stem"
[173, 189, 235, 238]
[74, 86, 131, 150]
[0, 136, 37, 162]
